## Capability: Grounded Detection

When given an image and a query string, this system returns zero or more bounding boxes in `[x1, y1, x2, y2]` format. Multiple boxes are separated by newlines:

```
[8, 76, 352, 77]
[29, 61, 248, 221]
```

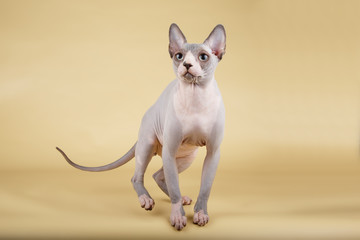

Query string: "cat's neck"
[178, 76, 216, 90]
[174, 77, 220, 113]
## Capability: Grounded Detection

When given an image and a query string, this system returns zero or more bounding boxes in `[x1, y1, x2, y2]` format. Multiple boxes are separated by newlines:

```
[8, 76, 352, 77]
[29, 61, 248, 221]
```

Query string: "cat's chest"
[173, 83, 220, 139]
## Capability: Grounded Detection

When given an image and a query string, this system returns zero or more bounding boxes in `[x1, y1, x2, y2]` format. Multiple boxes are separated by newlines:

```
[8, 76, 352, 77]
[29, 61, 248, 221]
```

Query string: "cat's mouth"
[183, 71, 200, 83]
[184, 72, 195, 79]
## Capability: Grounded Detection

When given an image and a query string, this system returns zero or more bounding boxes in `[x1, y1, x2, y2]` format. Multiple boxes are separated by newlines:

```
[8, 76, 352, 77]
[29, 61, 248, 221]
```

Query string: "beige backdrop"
[0, 0, 359, 239]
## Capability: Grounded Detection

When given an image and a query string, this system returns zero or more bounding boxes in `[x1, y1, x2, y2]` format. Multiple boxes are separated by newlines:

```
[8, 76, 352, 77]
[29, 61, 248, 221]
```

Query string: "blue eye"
[175, 53, 183, 60]
[199, 53, 209, 61]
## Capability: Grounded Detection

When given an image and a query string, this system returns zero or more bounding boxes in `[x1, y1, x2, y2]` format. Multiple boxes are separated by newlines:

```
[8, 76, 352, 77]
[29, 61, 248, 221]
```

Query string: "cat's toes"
[182, 196, 192, 205]
[138, 194, 155, 211]
[170, 213, 187, 231]
[193, 210, 209, 226]
[170, 201, 187, 230]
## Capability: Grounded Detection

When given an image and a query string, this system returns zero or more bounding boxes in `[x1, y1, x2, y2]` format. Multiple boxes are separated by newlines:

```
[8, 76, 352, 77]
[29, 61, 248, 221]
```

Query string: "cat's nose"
[183, 62, 193, 70]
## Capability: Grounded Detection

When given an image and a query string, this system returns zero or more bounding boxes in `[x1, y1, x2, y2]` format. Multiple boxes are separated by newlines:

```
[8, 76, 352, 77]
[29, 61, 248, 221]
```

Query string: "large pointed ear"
[169, 23, 187, 58]
[204, 25, 226, 60]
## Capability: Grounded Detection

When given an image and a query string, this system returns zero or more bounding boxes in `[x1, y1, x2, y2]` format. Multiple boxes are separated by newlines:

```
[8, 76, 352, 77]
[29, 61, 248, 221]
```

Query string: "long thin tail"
[56, 142, 136, 172]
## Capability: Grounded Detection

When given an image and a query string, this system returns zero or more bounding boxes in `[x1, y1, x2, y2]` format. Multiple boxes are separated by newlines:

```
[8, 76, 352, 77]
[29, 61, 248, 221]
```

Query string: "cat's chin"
[182, 72, 201, 84]
[184, 72, 194, 79]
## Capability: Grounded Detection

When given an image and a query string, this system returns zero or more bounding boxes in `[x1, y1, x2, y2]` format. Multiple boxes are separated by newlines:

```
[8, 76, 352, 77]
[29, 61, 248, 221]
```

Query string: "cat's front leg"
[193, 146, 221, 227]
[162, 146, 187, 230]
[162, 122, 187, 230]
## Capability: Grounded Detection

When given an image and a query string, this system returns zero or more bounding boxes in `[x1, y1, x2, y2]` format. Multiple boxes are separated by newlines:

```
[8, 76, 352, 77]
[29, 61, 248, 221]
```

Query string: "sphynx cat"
[56, 23, 226, 230]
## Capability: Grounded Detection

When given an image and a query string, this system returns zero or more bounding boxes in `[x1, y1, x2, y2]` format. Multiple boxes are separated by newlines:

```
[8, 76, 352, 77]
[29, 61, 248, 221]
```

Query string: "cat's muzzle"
[183, 72, 200, 84]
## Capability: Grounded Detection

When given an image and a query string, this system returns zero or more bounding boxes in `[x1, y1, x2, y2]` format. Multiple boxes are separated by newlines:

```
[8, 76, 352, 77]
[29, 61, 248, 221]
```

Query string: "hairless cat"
[57, 23, 226, 230]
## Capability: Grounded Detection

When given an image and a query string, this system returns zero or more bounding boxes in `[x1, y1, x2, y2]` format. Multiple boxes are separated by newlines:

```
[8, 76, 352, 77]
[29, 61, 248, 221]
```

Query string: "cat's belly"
[176, 143, 199, 158]
[155, 137, 199, 158]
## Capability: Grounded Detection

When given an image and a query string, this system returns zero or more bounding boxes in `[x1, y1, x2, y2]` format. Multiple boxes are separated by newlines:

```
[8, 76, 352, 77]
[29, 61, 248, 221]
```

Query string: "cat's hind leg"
[153, 149, 198, 205]
[153, 168, 192, 205]
[131, 138, 156, 211]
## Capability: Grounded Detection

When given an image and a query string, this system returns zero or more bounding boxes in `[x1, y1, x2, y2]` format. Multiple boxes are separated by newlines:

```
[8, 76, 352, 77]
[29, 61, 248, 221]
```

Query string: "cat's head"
[169, 24, 226, 85]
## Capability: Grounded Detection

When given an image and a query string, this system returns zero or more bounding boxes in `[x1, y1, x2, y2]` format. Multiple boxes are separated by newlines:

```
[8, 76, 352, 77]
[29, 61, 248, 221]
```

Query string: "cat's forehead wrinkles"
[183, 43, 209, 55]
[185, 44, 200, 52]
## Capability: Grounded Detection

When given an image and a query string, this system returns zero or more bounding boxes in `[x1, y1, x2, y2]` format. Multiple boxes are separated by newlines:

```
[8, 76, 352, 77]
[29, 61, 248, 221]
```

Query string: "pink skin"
[181, 196, 192, 205]
[170, 200, 187, 230]
[138, 194, 155, 210]
[193, 210, 209, 226]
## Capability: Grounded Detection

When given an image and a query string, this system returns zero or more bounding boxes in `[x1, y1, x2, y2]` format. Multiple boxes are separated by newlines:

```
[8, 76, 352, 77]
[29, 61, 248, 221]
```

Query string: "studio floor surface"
[1, 162, 360, 240]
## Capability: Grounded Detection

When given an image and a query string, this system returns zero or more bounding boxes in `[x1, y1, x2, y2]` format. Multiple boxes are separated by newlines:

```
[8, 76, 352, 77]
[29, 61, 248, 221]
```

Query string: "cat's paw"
[170, 201, 187, 230]
[182, 196, 192, 205]
[193, 210, 209, 226]
[138, 194, 155, 211]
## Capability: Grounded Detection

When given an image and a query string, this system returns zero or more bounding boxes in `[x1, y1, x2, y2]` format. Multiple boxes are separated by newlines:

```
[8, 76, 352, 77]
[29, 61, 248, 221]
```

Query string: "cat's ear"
[169, 23, 187, 58]
[204, 25, 226, 60]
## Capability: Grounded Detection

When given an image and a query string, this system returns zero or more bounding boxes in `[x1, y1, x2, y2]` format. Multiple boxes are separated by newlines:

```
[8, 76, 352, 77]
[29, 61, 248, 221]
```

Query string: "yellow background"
[1, 0, 359, 239]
